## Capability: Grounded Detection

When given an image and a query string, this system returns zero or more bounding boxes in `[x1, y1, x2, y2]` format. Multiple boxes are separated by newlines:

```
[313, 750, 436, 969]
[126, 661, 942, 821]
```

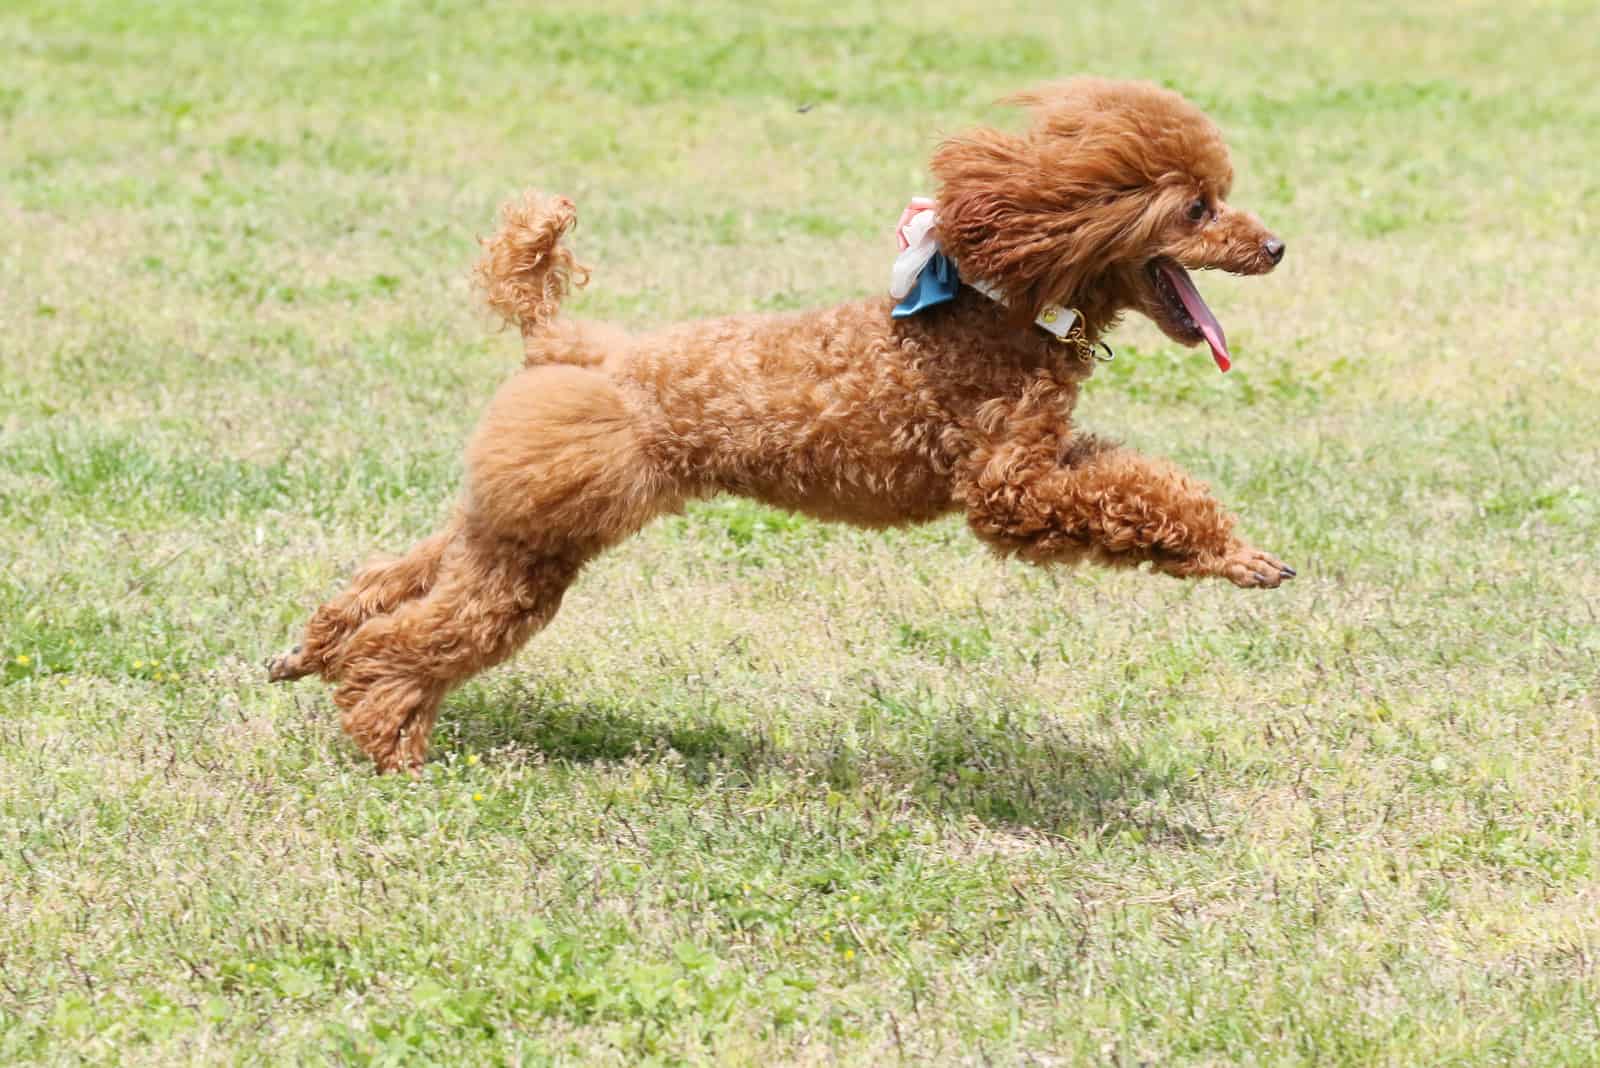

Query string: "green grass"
[4, 0, 1600, 1063]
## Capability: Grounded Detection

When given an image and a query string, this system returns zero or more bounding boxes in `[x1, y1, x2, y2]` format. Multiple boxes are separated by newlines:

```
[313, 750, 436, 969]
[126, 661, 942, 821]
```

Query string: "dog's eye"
[1186, 198, 1208, 223]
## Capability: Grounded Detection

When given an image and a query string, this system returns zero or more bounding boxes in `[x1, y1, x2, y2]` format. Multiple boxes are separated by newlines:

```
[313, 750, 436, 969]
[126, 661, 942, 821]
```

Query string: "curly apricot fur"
[271, 78, 1291, 774]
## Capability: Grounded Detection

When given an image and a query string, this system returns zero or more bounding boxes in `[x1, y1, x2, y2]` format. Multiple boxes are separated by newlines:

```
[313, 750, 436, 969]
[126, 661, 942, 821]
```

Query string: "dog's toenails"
[1219, 546, 1295, 589]
[266, 646, 308, 683]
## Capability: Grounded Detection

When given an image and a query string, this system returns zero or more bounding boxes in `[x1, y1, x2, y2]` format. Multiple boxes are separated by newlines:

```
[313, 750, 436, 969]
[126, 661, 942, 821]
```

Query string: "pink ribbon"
[895, 196, 937, 250]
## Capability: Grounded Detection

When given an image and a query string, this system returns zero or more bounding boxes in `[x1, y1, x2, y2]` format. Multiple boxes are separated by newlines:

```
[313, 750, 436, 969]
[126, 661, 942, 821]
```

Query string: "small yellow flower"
[15, 654, 29, 666]
[466, 754, 480, 766]
[245, 963, 256, 973]
[843, 949, 855, 961]
[473, 792, 484, 802]
[132, 660, 144, 669]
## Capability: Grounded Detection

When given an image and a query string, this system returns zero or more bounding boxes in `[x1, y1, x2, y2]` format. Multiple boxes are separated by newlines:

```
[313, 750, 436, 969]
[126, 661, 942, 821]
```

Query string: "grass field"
[4, 1, 1600, 1063]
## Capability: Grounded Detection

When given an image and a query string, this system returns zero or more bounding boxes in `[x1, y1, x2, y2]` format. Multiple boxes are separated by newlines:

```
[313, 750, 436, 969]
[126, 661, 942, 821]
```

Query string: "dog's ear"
[929, 128, 1055, 325]
[932, 121, 1154, 324]
[928, 127, 1036, 252]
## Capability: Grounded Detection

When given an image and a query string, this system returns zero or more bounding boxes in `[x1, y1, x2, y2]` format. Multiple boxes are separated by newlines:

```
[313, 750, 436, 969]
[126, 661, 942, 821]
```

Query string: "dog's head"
[931, 78, 1282, 370]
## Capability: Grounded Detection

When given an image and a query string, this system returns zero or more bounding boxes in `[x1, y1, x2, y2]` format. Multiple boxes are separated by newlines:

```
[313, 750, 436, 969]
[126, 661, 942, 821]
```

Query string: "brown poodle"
[269, 77, 1292, 773]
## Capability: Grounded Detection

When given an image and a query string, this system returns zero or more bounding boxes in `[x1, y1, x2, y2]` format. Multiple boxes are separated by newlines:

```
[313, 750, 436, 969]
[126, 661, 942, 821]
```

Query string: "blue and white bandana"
[887, 197, 1081, 337]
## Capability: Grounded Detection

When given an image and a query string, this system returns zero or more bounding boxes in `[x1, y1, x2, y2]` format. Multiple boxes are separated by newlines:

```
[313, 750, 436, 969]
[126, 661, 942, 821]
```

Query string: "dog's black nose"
[1264, 237, 1286, 264]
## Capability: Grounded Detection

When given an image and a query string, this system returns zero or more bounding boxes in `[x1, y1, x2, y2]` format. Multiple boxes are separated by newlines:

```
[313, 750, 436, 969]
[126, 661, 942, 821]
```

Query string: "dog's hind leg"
[325, 362, 672, 771]
[331, 537, 584, 773]
[267, 512, 462, 683]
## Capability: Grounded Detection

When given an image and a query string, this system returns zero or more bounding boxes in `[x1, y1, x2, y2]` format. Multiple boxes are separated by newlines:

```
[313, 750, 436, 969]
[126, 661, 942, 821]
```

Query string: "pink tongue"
[1159, 261, 1232, 372]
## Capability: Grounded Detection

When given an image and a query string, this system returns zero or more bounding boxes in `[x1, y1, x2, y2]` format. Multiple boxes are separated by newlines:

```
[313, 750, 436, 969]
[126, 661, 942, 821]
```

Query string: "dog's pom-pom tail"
[474, 191, 589, 336]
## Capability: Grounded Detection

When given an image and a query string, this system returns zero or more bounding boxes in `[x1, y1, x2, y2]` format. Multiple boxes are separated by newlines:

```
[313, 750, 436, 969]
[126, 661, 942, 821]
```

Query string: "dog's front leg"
[960, 435, 1294, 588]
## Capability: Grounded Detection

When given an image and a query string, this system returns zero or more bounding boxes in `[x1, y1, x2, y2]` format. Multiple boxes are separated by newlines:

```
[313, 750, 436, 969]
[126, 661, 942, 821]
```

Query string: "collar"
[965, 279, 1081, 340]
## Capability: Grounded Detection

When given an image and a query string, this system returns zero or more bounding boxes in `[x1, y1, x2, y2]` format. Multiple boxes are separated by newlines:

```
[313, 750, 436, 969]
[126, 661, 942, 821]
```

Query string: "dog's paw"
[266, 646, 310, 683]
[1217, 546, 1296, 589]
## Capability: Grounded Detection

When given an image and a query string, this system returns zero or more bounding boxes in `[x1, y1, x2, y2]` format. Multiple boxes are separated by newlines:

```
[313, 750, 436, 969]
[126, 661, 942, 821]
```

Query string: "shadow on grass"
[436, 682, 1204, 843]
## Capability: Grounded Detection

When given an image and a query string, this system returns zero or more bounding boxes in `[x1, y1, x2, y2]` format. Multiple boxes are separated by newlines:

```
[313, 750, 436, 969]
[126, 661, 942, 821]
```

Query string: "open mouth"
[1148, 258, 1232, 372]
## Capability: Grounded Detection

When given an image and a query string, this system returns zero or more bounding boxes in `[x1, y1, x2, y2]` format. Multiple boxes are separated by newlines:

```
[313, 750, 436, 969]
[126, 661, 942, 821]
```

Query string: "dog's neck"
[925, 289, 1106, 380]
